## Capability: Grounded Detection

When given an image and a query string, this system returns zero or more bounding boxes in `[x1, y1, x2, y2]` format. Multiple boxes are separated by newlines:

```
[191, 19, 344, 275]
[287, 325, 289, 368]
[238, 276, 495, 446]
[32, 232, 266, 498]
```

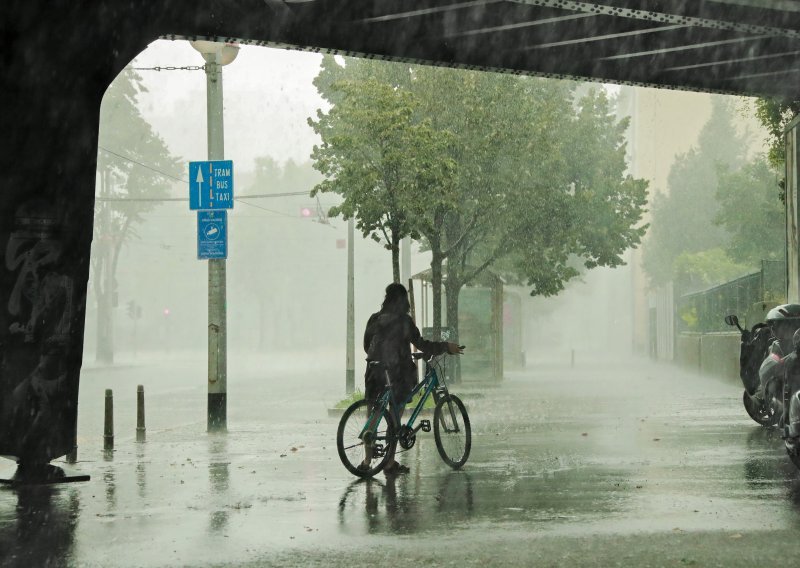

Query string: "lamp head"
[190, 40, 240, 65]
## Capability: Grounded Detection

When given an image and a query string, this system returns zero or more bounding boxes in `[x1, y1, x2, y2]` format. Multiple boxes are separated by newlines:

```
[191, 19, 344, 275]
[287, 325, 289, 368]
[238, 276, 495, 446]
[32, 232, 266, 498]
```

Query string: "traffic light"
[299, 200, 331, 225]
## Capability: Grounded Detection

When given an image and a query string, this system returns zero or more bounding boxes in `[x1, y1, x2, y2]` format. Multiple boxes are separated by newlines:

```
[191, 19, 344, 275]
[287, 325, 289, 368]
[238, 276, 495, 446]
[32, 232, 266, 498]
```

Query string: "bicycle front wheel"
[337, 399, 397, 478]
[434, 394, 471, 469]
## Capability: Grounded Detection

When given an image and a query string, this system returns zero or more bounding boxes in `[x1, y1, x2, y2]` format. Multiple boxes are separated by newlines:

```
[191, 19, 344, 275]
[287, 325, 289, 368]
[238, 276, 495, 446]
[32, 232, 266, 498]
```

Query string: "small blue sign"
[198, 210, 227, 260]
[189, 160, 234, 210]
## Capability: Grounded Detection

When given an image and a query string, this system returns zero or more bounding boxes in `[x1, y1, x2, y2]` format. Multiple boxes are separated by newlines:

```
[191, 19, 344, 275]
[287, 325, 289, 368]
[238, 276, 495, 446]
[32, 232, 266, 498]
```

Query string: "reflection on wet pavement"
[136, 443, 147, 499]
[4, 357, 800, 565]
[208, 434, 231, 534]
[104, 464, 117, 511]
[337, 471, 477, 536]
[0, 486, 80, 566]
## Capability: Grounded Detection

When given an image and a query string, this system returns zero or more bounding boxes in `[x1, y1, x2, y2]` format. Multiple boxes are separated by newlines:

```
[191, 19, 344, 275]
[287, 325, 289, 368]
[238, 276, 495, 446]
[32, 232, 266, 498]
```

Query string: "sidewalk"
[1, 350, 355, 566]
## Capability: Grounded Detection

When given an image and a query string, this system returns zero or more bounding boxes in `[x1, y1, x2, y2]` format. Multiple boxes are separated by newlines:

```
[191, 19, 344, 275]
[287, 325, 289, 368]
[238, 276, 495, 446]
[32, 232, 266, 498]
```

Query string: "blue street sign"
[189, 160, 234, 210]
[198, 210, 228, 260]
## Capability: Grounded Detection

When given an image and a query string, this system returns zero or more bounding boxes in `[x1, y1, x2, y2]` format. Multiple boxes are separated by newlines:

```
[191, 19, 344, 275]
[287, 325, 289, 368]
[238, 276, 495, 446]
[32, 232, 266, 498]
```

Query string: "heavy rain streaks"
[4, 5, 800, 564]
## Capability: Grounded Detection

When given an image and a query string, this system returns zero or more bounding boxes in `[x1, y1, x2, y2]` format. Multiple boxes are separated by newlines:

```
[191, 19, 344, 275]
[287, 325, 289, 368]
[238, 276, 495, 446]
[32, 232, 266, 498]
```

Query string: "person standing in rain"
[361, 282, 463, 475]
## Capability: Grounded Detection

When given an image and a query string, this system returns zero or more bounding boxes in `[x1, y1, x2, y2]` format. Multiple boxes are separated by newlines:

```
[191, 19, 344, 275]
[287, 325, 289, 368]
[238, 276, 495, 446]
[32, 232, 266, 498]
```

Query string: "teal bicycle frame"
[361, 355, 446, 443]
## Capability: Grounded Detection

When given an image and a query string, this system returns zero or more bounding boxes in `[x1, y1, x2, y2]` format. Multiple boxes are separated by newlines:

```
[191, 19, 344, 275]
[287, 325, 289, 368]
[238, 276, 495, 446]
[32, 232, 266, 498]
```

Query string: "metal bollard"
[136, 385, 146, 443]
[104, 389, 114, 451]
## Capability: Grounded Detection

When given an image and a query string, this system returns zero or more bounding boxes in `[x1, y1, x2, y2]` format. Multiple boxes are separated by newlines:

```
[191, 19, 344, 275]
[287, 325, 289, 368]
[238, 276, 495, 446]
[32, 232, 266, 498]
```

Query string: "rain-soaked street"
[4, 350, 800, 567]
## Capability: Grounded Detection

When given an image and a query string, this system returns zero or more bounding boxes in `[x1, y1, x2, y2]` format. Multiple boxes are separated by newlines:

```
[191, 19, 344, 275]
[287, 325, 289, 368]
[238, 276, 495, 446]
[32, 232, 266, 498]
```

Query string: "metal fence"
[676, 260, 786, 333]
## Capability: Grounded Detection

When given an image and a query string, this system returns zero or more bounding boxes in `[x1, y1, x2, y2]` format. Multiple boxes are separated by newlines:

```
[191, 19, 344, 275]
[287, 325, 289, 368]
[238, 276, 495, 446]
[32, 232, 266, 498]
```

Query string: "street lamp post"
[346, 217, 355, 394]
[191, 40, 239, 432]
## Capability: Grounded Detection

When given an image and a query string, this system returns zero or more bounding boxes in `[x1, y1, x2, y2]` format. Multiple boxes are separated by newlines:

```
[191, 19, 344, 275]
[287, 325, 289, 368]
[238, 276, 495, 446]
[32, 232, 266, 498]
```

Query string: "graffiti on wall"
[1, 199, 76, 460]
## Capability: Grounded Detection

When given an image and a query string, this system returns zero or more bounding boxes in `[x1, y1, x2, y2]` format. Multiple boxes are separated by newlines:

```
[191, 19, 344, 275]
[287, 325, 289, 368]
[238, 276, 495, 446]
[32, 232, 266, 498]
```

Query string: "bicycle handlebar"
[412, 347, 465, 361]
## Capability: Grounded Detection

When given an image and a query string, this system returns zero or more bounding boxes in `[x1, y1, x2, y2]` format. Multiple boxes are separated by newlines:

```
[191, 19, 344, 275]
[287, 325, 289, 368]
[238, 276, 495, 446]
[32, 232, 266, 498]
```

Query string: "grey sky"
[129, 40, 328, 171]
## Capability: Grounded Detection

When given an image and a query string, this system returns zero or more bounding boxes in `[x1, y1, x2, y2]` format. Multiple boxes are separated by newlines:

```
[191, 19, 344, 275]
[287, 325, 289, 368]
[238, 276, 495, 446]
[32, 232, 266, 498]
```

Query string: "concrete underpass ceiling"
[168, 0, 800, 100]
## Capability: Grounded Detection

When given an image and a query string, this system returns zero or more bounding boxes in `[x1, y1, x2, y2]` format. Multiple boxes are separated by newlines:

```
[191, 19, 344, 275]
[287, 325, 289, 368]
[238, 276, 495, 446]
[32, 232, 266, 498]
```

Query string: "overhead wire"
[97, 146, 313, 209]
[98, 146, 187, 183]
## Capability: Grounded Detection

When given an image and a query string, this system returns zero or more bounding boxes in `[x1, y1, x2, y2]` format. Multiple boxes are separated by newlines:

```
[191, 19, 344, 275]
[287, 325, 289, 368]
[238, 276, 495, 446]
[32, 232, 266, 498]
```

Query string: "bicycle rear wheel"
[434, 394, 471, 469]
[337, 399, 397, 478]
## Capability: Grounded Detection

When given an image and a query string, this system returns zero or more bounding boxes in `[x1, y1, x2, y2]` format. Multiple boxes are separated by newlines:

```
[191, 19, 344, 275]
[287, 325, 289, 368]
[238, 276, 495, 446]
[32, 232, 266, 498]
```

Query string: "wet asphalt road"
[3, 350, 800, 567]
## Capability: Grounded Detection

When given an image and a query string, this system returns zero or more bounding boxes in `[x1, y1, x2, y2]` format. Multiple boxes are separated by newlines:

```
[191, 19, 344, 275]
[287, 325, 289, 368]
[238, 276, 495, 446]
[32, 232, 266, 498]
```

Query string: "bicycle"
[336, 352, 472, 478]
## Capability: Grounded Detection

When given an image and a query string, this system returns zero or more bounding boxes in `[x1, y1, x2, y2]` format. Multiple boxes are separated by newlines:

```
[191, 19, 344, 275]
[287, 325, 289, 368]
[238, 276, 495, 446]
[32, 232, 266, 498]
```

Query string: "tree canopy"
[309, 56, 648, 335]
[309, 75, 456, 282]
[641, 97, 747, 291]
[753, 98, 800, 169]
[715, 157, 784, 267]
[98, 68, 182, 221]
[93, 67, 182, 362]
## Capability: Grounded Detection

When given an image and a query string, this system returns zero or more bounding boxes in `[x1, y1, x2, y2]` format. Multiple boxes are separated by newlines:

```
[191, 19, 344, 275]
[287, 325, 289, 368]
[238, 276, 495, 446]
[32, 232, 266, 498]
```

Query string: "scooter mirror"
[724, 315, 739, 327]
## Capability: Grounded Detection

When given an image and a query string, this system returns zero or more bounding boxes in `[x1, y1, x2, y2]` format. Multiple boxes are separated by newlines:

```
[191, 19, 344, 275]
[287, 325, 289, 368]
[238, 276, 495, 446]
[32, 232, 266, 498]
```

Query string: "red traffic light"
[300, 207, 313, 218]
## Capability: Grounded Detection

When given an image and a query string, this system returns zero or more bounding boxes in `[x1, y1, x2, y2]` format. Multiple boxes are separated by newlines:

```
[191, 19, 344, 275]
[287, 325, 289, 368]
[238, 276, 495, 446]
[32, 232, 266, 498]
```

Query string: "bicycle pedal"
[420, 420, 431, 433]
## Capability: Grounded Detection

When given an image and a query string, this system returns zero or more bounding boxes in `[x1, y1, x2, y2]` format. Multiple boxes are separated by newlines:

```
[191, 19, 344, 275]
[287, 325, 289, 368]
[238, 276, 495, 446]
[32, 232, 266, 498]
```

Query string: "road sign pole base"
[208, 393, 227, 432]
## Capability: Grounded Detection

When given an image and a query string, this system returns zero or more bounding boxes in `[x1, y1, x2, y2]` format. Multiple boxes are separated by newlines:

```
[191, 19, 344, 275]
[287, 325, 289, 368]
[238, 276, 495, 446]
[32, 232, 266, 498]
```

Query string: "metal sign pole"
[204, 53, 227, 432]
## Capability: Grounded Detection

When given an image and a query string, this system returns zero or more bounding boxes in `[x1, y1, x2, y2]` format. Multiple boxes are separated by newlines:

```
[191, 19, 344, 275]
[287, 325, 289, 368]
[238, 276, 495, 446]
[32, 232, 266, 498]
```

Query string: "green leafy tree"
[408, 67, 547, 335]
[753, 98, 800, 169]
[673, 248, 750, 293]
[94, 68, 182, 363]
[311, 57, 648, 342]
[410, 74, 646, 338]
[715, 156, 784, 266]
[308, 76, 455, 283]
[502, 89, 648, 293]
[642, 97, 746, 291]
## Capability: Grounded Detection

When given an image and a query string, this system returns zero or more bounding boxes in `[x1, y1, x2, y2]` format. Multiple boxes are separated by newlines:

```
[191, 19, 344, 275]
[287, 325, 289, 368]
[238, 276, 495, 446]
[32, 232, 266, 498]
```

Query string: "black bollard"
[136, 385, 146, 443]
[104, 389, 114, 451]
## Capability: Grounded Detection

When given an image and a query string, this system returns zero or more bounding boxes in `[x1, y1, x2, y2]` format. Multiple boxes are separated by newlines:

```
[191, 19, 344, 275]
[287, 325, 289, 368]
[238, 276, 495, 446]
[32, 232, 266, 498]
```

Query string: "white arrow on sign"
[195, 167, 205, 208]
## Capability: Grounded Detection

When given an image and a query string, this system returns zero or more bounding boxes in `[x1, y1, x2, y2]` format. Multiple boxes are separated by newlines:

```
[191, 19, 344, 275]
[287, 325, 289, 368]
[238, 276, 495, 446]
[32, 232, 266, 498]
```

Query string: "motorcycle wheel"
[742, 389, 779, 427]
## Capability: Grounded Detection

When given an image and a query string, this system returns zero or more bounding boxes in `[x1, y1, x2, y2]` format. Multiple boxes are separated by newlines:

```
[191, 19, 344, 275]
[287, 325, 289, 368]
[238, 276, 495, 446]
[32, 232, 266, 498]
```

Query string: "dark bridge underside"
[169, 0, 800, 100]
[0, 1, 798, 466]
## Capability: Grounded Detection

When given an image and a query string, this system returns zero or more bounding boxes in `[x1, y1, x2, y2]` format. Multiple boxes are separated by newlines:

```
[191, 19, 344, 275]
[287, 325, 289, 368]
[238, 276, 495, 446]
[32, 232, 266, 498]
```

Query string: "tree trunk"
[445, 280, 461, 341]
[95, 175, 114, 364]
[430, 252, 443, 339]
[391, 234, 401, 283]
[95, 252, 114, 364]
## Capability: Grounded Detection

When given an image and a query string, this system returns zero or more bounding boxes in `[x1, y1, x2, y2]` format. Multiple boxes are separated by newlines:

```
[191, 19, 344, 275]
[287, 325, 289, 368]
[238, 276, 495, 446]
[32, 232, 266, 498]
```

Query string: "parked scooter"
[725, 313, 779, 426]
[728, 305, 800, 469]
[782, 343, 800, 468]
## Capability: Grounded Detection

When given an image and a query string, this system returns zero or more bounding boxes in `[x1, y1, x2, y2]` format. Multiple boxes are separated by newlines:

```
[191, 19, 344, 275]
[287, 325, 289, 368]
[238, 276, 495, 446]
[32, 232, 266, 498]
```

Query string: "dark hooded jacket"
[363, 311, 447, 404]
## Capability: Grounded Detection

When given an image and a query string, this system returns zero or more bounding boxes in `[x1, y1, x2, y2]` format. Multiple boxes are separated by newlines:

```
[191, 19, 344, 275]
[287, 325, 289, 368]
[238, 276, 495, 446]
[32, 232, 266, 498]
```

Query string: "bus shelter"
[412, 267, 516, 382]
